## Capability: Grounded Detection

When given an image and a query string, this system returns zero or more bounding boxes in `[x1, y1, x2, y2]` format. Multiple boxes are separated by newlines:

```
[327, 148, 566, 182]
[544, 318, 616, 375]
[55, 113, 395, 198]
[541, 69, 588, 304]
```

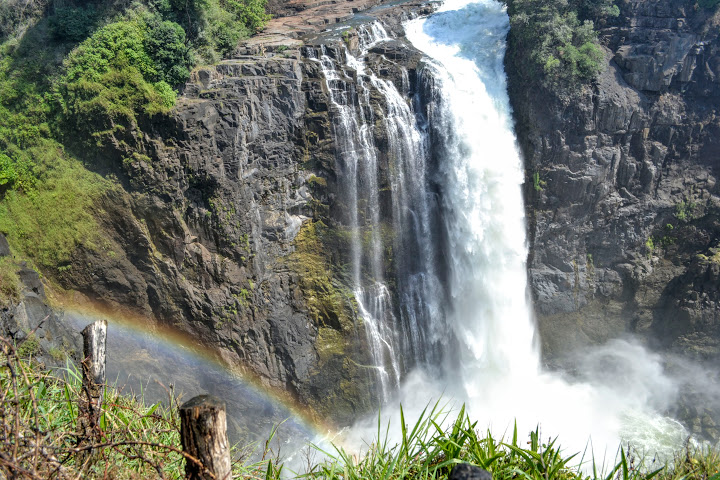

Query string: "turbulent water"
[315, 0, 692, 465]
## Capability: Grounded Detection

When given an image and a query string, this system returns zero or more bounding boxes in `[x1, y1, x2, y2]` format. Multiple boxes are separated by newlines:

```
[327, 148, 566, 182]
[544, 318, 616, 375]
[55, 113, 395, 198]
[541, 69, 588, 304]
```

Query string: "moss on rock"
[288, 220, 354, 331]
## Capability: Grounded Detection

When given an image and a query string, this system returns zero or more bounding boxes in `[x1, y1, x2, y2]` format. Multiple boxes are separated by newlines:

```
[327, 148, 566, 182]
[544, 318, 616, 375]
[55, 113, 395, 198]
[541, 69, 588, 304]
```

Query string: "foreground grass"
[2, 335, 719, 479]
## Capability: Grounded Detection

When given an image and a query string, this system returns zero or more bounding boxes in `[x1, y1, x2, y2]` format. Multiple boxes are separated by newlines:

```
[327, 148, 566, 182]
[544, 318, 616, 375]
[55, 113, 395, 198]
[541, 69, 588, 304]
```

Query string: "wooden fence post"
[77, 320, 107, 455]
[180, 395, 232, 480]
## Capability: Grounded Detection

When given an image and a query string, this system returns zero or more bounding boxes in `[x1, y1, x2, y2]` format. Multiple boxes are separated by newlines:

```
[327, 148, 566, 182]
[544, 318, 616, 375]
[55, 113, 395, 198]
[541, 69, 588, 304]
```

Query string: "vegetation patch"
[0, 157, 110, 270]
[0, 0, 271, 282]
[0, 257, 20, 306]
[504, 0, 618, 88]
[697, 244, 720, 264]
[315, 326, 346, 361]
[675, 200, 698, 222]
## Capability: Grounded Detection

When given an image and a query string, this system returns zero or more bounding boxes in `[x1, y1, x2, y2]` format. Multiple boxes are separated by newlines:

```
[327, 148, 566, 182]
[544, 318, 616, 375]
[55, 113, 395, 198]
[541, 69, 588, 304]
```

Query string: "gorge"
[1, 0, 719, 462]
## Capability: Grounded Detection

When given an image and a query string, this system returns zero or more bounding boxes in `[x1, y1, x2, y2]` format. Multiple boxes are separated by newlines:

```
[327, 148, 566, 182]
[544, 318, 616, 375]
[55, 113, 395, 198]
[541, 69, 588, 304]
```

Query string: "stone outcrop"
[507, 0, 720, 440]
[0, 236, 82, 367]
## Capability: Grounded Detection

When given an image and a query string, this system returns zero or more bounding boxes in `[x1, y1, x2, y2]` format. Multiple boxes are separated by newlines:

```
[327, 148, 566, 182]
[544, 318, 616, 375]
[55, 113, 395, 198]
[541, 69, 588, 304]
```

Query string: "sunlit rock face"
[6, 0, 438, 425]
[506, 0, 720, 441]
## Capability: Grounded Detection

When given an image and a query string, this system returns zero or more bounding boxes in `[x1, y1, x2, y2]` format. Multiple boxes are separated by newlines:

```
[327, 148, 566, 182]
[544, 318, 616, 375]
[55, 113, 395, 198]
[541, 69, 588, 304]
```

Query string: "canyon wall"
[507, 0, 720, 440]
[0, 5, 432, 424]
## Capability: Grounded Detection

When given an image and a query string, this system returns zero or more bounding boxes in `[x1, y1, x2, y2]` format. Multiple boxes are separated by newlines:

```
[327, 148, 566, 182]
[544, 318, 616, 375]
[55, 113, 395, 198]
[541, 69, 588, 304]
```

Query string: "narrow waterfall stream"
[310, 22, 446, 401]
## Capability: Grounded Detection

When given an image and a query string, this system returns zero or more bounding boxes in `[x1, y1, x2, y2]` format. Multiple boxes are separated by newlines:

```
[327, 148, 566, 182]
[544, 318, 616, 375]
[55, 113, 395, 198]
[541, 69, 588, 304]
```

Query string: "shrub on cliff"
[0, 0, 270, 274]
[149, 0, 271, 58]
[50, 5, 98, 43]
[504, 0, 618, 88]
[50, 10, 194, 150]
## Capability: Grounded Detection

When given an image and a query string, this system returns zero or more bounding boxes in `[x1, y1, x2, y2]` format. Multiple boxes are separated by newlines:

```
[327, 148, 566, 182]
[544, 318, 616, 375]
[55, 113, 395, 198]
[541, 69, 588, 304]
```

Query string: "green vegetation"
[675, 200, 697, 222]
[697, 243, 720, 264]
[289, 221, 354, 331]
[504, 0, 618, 87]
[0, 0, 270, 277]
[0, 157, 111, 269]
[4, 337, 720, 480]
[0, 257, 20, 305]
[532, 171, 546, 191]
[50, 5, 98, 42]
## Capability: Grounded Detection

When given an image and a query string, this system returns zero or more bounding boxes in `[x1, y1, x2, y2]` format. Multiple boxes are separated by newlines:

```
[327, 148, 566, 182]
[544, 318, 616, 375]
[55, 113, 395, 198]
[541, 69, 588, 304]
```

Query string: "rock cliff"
[0, 2, 432, 425]
[507, 0, 720, 440]
[3, 0, 718, 440]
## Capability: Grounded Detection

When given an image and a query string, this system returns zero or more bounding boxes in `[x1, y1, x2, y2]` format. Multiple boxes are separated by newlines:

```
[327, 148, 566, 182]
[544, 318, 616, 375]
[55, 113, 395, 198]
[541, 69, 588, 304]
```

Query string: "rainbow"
[53, 298, 336, 453]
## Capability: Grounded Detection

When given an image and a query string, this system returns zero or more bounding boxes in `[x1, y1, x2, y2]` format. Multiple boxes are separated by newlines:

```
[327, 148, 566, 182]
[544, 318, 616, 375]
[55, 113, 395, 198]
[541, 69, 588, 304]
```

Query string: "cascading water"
[310, 23, 446, 400]
[406, 0, 540, 397]
[316, 0, 690, 463]
[311, 36, 401, 401]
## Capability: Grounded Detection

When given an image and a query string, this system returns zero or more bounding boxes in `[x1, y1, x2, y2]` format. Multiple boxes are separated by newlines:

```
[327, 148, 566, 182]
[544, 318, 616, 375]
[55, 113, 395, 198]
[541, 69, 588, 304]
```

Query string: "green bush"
[208, 9, 249, 56]
[50, 6, 97, 43]
[143, 16, 193, 86]
[0, 0, 272, 274]
[54, 15, 185, 141]
[62, 19, 156, 84]
[0, 153, 35, 192]
[506, 0, 617, 87]
[224, 0, 271, 33]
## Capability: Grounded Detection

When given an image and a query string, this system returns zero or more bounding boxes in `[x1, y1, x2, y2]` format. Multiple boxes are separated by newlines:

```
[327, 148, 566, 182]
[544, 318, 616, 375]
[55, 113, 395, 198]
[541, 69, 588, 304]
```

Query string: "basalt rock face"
[0, 241, 82, 367]
[32, 14, 428, 424]
[507, 0, 720, 439]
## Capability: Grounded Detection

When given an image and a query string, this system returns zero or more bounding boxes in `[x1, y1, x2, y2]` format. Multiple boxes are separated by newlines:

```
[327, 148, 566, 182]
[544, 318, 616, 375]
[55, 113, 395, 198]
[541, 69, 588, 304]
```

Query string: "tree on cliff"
[503, 0, 618, 88]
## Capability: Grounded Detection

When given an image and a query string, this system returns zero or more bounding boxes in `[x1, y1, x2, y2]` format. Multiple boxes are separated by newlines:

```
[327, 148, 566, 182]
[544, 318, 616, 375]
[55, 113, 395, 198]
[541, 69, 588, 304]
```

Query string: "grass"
[3, 330, 720, 480]
[0, 256, 20, 305]
[0, 333, 286, 479]
[0, 154, 111, 270]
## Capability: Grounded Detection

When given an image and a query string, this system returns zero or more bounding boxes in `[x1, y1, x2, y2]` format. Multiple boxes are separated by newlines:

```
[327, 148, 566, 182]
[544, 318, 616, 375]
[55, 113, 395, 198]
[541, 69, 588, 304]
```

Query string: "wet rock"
[41, 6, 432, 423]
[1, 265, 82, 367]
[449, 464, 493, 480]
[507, 0, 720, 441]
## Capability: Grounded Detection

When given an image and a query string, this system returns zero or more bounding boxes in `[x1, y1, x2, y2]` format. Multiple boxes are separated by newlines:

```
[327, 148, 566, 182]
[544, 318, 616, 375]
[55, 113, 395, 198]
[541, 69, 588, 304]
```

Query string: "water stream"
[310, 22, 446, 401]
[322, 0, 691, 464]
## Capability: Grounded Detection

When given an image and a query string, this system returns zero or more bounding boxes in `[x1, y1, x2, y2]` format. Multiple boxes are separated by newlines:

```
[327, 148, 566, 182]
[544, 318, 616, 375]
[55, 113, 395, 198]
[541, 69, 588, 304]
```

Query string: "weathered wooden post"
[180, 395, 232, 480]
[77, 320, 107, 459]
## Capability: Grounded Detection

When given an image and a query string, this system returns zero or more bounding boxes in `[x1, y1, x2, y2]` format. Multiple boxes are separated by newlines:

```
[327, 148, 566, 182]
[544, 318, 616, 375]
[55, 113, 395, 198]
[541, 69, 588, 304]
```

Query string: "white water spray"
[305, 0, 692, 463]
[331, 0, 691, 463]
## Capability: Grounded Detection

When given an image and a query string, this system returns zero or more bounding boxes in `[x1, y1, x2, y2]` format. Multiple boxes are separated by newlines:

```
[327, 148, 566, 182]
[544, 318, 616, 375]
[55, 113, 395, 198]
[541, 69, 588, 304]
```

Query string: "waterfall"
[406, 0, 540, 395]
[310, 22, 447, 401]
[308, 0, 691, 462]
